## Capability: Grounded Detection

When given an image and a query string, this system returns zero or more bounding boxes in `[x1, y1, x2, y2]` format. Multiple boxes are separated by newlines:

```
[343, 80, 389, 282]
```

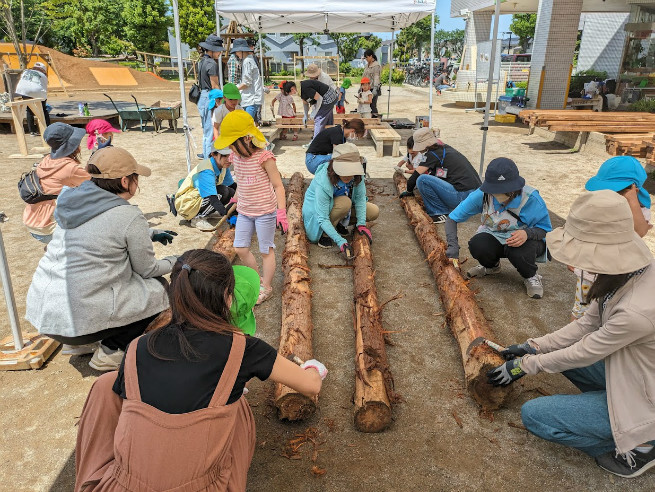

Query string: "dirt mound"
[38, 46, 176, 91]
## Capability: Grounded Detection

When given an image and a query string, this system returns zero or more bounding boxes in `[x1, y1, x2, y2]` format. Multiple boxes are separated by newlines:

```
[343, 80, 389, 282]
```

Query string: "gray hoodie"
[26, 181, 174, 338]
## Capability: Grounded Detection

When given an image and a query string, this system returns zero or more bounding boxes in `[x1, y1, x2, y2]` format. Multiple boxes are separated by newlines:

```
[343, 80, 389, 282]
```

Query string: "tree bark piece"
[352, 231, 394, 432]
[274, 173, 318, 420]
[211, 228, 237, 262]
[394, 172, 508, 411]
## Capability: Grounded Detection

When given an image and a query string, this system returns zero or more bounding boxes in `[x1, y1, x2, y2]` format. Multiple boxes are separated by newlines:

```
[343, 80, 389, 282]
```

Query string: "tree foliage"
[0, 0, 50, 68]
[359, 35, 382, 54]
[329, 33, 360, 63]
[293, 33, 320, 71]
[510, 14, 536, 53]
[177, 0, 216, 49]
[434, 28, 464, 59]
[123, 0, 171, 53]
[395, 16, 437, 62]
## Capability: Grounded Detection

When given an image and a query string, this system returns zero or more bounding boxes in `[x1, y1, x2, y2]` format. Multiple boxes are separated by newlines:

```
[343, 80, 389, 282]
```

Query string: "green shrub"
[339, 61, 353, 76]
[350, 67, 364, 77]
[381, 66, 405, 85]
[514, 81, 528, 89]
[629, 98, 655, 113]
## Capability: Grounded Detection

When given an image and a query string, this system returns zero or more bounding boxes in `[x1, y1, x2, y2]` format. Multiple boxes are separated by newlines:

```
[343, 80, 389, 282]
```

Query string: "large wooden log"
[352, 231, 394, 432]
[274, 173, 318, 420]
[394, 172, 508, 411]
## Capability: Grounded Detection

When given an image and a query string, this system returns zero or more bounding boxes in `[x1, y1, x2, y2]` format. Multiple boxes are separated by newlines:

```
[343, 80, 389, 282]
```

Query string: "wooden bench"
[369, 124, 401, 157]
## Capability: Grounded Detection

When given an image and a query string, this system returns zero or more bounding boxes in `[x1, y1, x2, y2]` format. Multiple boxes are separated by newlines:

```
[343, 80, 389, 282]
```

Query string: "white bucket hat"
[547, 190, 652, 275]
[411, 127, 441, 152]
[332, 143, 364, 176]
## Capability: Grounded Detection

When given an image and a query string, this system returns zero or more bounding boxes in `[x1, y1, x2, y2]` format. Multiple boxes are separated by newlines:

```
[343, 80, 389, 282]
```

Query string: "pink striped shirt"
[230, 149, 277, 216]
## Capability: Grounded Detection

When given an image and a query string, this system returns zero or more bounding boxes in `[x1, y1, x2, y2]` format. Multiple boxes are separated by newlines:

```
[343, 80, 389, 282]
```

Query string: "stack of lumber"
[605, 133, 655, 158]
[645, 137, 655, 166]
[519, 110, 655, 134]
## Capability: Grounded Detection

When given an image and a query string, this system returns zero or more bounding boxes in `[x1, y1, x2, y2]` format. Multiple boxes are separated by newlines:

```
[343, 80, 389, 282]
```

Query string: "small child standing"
[356, 77, 373, 119]
[214, 110, 288, 305]
[271, 81, 298, 141]
[335, 78, 351, 114]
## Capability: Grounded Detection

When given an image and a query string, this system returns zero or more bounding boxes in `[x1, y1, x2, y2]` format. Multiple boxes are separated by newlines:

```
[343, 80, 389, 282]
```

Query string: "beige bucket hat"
[88, 146, 152, 178]
[547, 190, 652, 275]
[304, 64, 321, 78]
[411, 127, 441, 152]
[332, 143, 364, 176]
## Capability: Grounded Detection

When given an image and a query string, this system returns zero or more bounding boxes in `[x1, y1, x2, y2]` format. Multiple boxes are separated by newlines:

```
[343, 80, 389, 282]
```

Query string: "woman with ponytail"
[75, 249, 327, 491]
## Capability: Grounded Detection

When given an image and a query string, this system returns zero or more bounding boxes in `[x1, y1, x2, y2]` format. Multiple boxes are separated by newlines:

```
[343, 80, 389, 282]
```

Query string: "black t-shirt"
[198, 55, 219, 91]
[112, 326, 277, 414]
[300, 79, 330, 103]
[306, 125, 344, 155]
[407, 144, 481, 192]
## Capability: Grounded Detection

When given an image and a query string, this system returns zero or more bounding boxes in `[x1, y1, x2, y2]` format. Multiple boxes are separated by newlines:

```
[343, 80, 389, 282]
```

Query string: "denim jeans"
[416, 174, 474, 216]
[30, 232, 52, 244]
[305, 153, 332, 175]
[521, 361, 617, 457]
[197, 90, 213, 158]
[243, 105, 261, 124]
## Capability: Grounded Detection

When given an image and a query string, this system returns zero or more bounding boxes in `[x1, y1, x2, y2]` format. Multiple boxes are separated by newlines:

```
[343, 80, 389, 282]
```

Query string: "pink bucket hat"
[86, 119, 121, 149]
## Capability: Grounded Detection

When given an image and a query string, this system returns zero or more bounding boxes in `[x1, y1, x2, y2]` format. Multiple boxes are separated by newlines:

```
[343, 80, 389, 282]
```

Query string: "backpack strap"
[208, 333, 246, 407]
[124, 336, 144, 402]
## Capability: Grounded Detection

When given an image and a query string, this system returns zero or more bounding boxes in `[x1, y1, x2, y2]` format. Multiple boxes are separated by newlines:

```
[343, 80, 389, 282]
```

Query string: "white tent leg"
[428, 11, 435, 127]
[479, 0, 501, 176]
[259, 31, 265, 122]
[0, 216, 23, 350]
[171, 0, 192, 172]
[215, 3, 224, 89]
[387, 29, 394, 117]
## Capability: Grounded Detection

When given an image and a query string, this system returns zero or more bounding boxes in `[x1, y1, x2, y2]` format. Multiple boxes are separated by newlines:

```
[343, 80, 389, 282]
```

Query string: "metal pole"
[171, 0, 192, 172]
[0, 214, 23, 350]
[258, 31, 265, 121]
[428, 10, 435, 127]
[215, 2, 224, 89]
[479, 0, 502, 177]
[387, 29, 395, 117]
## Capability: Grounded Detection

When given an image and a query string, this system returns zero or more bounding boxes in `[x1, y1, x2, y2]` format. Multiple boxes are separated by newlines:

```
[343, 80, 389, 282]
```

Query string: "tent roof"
[216, 0, 436, 33]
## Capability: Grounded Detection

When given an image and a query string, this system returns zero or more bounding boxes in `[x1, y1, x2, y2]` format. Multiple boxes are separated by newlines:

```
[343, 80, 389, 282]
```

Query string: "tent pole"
[428, 10, 435, 127]
[171, 0, 192, 172]
[0, 216, 23, 351]
[215, 2, 223, 89]
[387, 29, 394, 117]
[259, 31, 265, 122]
[479, 0, 501, 177]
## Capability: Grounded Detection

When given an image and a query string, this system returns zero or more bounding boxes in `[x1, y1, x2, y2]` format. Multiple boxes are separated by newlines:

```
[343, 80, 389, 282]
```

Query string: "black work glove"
[207, 195, 227, 216]
[399, 191, 414, 199]
[487, 359, 526, 387]
[340, 243, 354, 261]
[501, 342, 537, 360]
[151, 230, 177, 245]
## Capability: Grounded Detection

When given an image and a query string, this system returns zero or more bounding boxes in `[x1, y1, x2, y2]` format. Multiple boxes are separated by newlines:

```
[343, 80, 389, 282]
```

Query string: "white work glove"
[300, 359, 328, 380]
[302, 114, 308, 126]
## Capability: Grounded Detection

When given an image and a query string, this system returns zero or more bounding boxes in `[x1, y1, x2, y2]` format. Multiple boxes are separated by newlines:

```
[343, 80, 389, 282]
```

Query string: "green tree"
[329, 33, 360, 63]
[359, 34, 382, 54]
[123, 0, 171, 54]
[434, 28, 464, 59]
[0, 0, 50, 68]
[396, 16, 437, 62]
[509, 14, 536, 53]
[177, 0, 215, 49]
[292, 33, 319, 72]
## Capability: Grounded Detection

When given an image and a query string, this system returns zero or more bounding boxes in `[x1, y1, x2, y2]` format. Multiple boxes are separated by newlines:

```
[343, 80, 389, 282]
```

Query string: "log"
[274, 173, 318, 420]
[352, 231, 394, 432]
[393, 172, 508, 411]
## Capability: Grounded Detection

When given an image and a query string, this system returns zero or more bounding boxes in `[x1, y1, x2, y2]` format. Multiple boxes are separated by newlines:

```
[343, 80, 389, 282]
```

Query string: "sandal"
[292, 134, 298, 141]
[256, 285, 273, 305]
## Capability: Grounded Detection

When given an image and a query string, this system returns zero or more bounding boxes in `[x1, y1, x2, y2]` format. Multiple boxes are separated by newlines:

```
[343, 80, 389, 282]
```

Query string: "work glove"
[229, 196, 237, 205]
[501, 342, 537, 360]
[487, 359, 526, 387]
[356, 225, 372, 244]
[151, 229, 177, 245]
[340, 242, 354, 261]
[276, 208, 289, 234]
[301, 359, 328, 380]
[399, 191, 414, 199]
[302, 114, 308, 126]
[227, 215, 238, 227]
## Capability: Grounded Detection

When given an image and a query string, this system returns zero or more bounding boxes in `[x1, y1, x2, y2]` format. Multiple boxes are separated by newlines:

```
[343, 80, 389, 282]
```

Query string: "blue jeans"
[243, 105, 261, 124]
[305, 153, 332, 175]
[197, 90, 213, 158]
[416, 174, 474, 216]
[31, 233, 52, 244]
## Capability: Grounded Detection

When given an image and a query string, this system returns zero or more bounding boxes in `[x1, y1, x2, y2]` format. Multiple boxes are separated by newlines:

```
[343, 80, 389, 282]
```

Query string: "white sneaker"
[190, 217, 214, 231]
[89, 344, 125, 371]
[61, 342, 99, 356]
[524, 274, 544, 299]
[466, 263, 501, 279]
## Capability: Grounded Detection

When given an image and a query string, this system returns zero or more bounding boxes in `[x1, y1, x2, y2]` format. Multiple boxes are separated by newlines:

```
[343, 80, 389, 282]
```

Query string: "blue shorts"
[233, 212, 276, 254]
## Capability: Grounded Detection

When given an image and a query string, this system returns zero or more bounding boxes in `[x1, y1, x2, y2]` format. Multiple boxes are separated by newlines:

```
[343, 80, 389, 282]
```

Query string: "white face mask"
[492, 193, 511, 203]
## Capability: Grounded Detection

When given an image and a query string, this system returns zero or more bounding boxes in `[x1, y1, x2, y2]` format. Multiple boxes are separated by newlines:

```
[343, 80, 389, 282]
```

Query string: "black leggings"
[370, 94, 379, 115]
[21, 96, 51, 133]
[468, 232, 545, 279]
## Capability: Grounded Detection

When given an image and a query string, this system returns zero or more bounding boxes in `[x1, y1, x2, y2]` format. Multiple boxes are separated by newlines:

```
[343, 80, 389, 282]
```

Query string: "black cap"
[199, 34, 224, 52]
[480, 157, 525, 194]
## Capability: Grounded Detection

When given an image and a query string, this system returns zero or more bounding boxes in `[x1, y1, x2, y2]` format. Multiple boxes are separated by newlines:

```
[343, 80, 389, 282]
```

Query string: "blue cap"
[208, 89, 224, 110]
[586, 156, 651, 208]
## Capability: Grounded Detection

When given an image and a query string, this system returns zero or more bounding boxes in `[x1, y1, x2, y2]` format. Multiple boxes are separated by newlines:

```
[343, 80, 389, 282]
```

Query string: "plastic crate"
[505, 87, 526, 97]
[494, 114, 516, 123]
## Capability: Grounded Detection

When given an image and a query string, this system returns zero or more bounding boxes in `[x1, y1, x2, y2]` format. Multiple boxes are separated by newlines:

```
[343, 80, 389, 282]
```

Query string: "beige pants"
[330, 196, 380, 225]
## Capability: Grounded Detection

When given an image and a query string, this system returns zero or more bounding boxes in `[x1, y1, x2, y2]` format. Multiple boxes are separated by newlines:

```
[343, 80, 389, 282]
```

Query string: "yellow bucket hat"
[214, 109, 267, 150]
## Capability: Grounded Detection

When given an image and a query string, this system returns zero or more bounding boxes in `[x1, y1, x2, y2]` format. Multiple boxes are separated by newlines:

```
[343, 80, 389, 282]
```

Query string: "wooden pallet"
[370, 126, 401, 157]
[605, 133, 655, 157]
[0, 333, 60, 371]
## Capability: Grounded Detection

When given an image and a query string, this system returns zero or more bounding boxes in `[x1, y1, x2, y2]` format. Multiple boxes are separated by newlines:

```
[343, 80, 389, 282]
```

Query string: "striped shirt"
[229, 149, 277, 217]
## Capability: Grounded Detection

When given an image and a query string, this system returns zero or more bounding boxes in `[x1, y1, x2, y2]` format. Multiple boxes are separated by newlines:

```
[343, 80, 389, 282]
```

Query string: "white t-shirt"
[357, 90, 372, 114]
[15, 69, 48, 99]
[212, 104, 242, 129]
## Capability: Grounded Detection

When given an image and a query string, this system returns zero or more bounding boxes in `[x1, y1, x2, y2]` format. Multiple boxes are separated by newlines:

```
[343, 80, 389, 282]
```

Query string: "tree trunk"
[352, 231, 394, 432]
[273, 173, 317, 420]
[299, 39, 305, 72]
[393, 172, 509, 411]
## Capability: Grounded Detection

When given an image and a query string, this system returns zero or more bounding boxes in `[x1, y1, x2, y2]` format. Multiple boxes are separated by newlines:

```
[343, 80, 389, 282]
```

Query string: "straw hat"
[213, 110, 267, 150]
[305, 64, 321, 78]
[411, 127, 440, 152]
[332, 143, 365, 176]
[547, 190, 652, 275]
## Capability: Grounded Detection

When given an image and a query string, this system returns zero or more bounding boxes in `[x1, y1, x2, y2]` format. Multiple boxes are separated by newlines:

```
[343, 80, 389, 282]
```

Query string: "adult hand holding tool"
[487, 359, 525, 386]
[151, 229, 177, 245]
[501, 341, 537, 360]
[356, 225, 372, 244]
[340, 243, 354, 261]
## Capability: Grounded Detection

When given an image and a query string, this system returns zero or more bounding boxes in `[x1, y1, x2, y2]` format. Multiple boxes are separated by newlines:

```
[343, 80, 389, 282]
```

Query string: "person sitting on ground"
[567, 155, 652, 320]
[448, 158, 552, 299]
[15, 61, 50, 135]
[22, 122, 90, 244]
[356, 77, 373, 119]
[394, 136, 423, 174]
[435, 73, 451, 95]
[488, 190, 655, 479]
[305, 118, 366, 175]
[302, 143, 379, 260]
[271, 81, 298, 141]
[26, 147, 177, 371]
[168, 147, 236, 231]
[300, 78, 338, 138]
[85, 118, 120, 153]
[213, 83, 242, 141]
[75, 249, 327, 491]
[304, 63, 336, 90]
[335, 78, 351, 114]
[399, 127, 481, 223]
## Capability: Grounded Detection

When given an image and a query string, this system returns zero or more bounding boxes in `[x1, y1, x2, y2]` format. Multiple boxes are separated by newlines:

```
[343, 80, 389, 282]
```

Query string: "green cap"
[342, 78, 352, 89]
[222, 83, 242, 100]
[230, 265, 260, 335]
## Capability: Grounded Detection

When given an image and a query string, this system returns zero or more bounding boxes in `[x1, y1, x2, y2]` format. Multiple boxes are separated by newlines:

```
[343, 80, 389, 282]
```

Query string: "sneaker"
[335, 223, 349, 235]
[89, 344, 125, 371]
[190, 217, 214, 231]
[524, 274, 543, 299]
[301, 143, 310, 150]
[61, 342, 99, 356]
[595, 447, 655, 478]
[318, 235, 333, 248]
[166, 194, 178, 216]
[197, 153, 204, 159]
[256, 285, 273, 305]
[466, 263, 501, 279]
[430, 214, 448, 224]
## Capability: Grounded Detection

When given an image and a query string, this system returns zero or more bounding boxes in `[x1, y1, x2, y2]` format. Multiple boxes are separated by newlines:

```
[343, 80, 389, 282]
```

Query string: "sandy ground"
[0, 84, 654, 491]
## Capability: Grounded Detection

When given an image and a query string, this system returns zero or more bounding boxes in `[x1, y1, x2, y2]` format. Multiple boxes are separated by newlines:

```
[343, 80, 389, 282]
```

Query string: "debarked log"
[394, 172, 508, 411]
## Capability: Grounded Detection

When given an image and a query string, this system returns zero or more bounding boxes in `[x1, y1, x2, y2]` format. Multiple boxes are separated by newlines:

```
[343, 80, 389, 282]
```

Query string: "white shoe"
[190, 217, 214, 231]
[524, 274, 544, 299]
[89, 344, 125, 372]
[466, 263, 501, 279]
[61, 342, 99, 356]
[301, 143, 310, 149]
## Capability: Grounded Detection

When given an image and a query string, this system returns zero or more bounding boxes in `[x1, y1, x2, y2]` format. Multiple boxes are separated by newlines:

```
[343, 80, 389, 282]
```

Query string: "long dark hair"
[327, 160, 363, 186]
[342, 118, 366, 137]
[147, 249, 238, 360]
[586, 273, 633, 304]
[364, 49, 377, 62]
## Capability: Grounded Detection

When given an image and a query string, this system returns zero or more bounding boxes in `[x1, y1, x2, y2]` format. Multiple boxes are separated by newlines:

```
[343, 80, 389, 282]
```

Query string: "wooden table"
[0, 111, 120, 134]
[369, 124, 401, 157]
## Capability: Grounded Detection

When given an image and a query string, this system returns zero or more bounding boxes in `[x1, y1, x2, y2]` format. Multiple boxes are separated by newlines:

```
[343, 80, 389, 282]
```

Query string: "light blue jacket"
[302, 163, 367, 247]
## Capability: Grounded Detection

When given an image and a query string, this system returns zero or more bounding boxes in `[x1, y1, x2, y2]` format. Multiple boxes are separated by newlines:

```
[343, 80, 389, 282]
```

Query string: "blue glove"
[501, 342, 537, 360]
[151, 230, 177, 245]
[227, 215, 238, 227]
[399, 191, 414, 199]
[487, 359, 526, 387]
